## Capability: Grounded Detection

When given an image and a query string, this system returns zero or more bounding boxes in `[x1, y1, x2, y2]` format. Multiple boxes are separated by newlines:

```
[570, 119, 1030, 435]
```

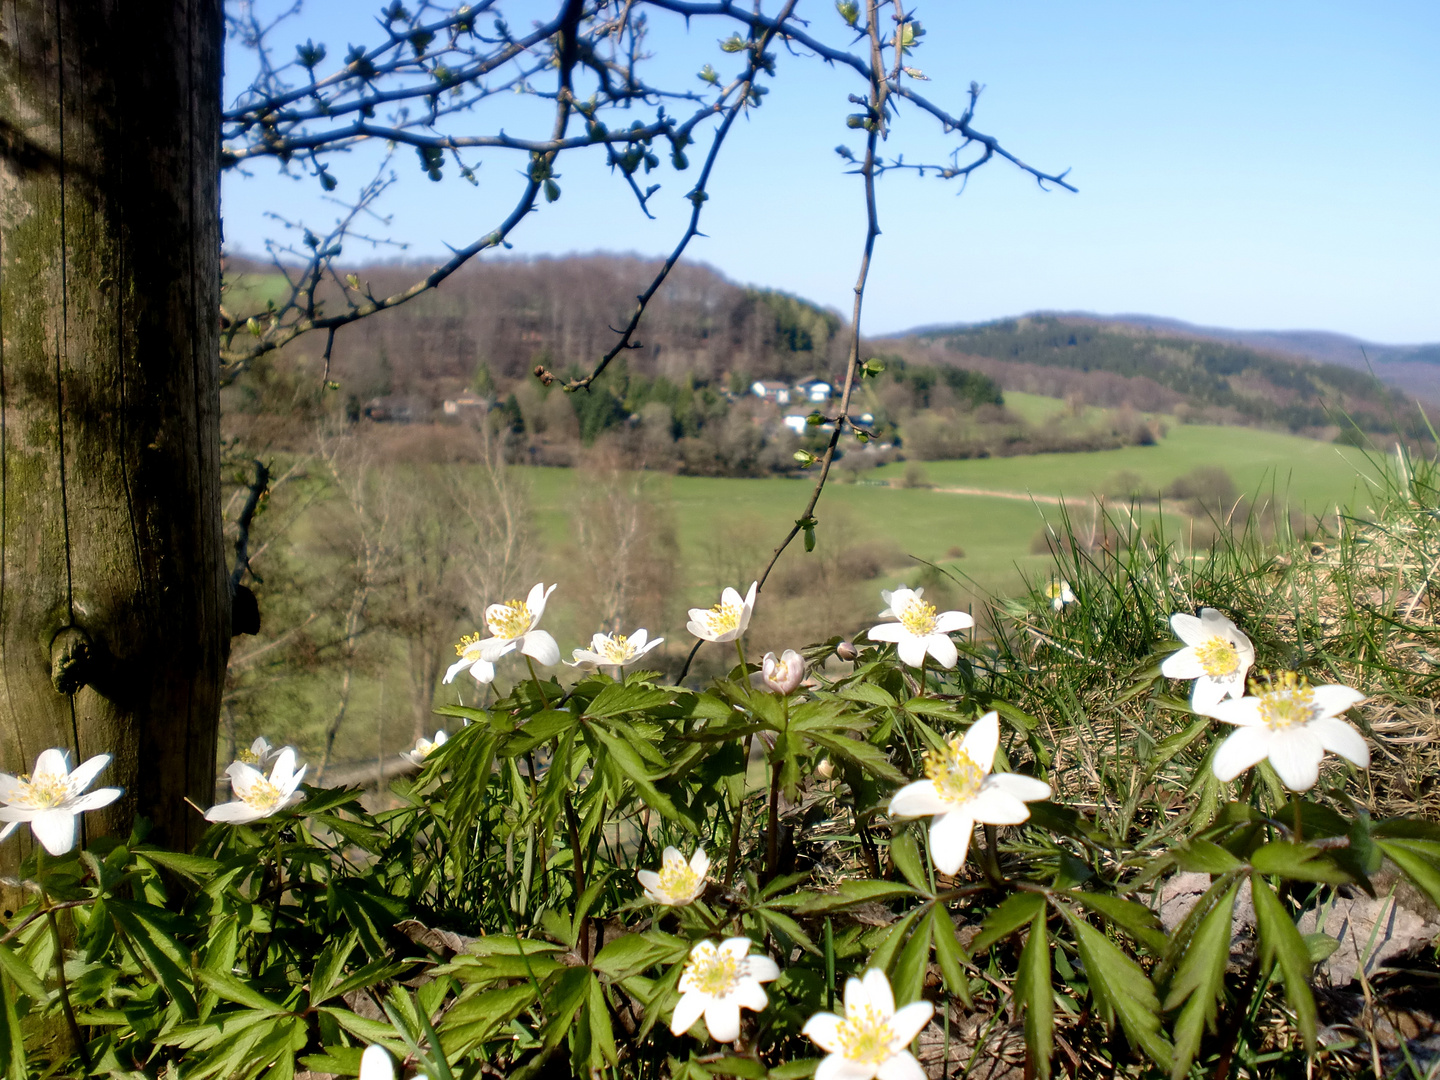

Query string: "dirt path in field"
[894, 481, 1093, 508]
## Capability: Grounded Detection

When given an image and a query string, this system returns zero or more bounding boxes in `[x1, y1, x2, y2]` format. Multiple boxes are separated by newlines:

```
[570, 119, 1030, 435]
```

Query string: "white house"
[751, 380, 791, 404]
[782, 414, 810, 435]
[795, 379, 832, 403]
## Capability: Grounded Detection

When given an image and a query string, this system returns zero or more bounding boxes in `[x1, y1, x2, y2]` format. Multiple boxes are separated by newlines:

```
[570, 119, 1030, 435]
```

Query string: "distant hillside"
[910, 311, 1440, 402]
[884, 314, 1431, 439]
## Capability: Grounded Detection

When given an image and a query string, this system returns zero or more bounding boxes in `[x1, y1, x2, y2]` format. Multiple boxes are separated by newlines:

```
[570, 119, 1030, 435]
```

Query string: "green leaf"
[835, 681, 896, 708]
[891, 907, 933, 1005]
[930, 908, 974, 1008]
[587, 973, 618, 1068]
[865, 906, 925, 975]
[593, 931, 690, 980]
[1174, 839, 1244, 874]
[1164, 879, 1237, 1080]
[795, 879, 920, 915]
[971, 891, 1046, 954]
[768, 1061, 820, 1079]
[0, 940, 45, 1003]
[585, 682, 675, 719]
[1015, 909, 1053, 1080]
[1071, 893, 1168, 955]
[107, 899, 198, 1018]
[0, 968, 28, 1080]
[503, 709, 578, 756]
[588, 724, 686, 826]
[1069, 915, 1173, 1069]
[193, 968, 288, 1014]
[1249, 841, 1354, 884]
[437, 984, 537, 1054]
[134, 848, 223, 883]
[809, 731, 904, 784]
[1376, 838, 1440, 909]
[1250, 872, 1317, 1053]
[308, 932, 358, 1007]
[889, 832, 930, 893]
[755, 908, 820, 956]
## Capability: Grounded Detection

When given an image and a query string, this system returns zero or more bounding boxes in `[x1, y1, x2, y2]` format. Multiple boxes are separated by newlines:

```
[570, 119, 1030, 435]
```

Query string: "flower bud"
[835, 640, 857, 661]
[815, 756, 835, 779]
[760, 649, 806, 695]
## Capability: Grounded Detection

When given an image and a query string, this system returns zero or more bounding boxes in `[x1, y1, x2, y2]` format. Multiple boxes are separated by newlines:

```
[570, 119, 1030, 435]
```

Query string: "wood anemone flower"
[402, 731, 447, 767]
[1047, 579, 1077, 610]
[687, 582, 758, 643]
[759, 649, 806, 694]
[887, 712, 1052, 875]
[206, 747, 307, 824]
[802, 968, 933, 1080]
[867, 586, 973, 669]
[1162, 607, 1255, 713]
[637, 845, 709, 906]
[671, 937, 781, 1043]
[0, 749, 123, 856]
[567, 628, 664, 670]
[444, 632, 515, 685]
[477, 582, 561, 666]
[1205, 672, 1368, 791]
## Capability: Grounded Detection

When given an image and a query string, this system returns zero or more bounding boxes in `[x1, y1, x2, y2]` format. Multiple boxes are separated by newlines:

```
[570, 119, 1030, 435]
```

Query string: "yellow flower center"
[414, 739, 436, 758]
[487, 600, 532, 640]
[658, 858, 700, 900]
[242, 778, 285, 812]
[680, 945, 741, 997]
[898, 597, 938, 636]
[599, 634, 633, 663]
[237, 747, 260, 764]
[1255, 672, 1319, 731]
[836, 1004, 897, 1064]
[1195, 635, 1240, 678]
[13, 774, 69, 810]
[454, 632, 483, 658]
[703, 601, 742, 637]
[1046, 581, 1067, 600]
[923, 738, 985, 805]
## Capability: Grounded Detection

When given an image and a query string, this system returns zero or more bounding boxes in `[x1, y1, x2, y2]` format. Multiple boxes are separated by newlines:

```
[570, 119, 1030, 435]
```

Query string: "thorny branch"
[222, 1, 1072, 388]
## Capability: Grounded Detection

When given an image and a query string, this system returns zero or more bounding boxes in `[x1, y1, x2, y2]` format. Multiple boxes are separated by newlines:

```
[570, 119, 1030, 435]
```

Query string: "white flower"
[0, 749, 123, 856]
[758, 649, 806, 694]
[671, 937, 781, 1043]
[236, 736, 280, 768]
[444, 632, 516, 685]
[687, 582, 757, 643]
[636, 845, 709, 906]
[1047, 580, 1076, 610]
[802, 968, 933, 1080]
[1162, 608, 1255, 713]
[206, 747, 306, 824]
[867, 586, 973, 669]
[888, 712, 1051, 875]
[402, 730, 448, 767]
[567, 628, 664, 670]
[1205, 672, 1368, 792]
[476, 582, 561, 666]
[359, 1044, 394, 1080]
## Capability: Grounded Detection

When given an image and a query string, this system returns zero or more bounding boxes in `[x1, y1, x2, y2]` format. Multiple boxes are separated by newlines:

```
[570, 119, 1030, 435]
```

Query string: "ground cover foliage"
[6, 444, 1440, 1079]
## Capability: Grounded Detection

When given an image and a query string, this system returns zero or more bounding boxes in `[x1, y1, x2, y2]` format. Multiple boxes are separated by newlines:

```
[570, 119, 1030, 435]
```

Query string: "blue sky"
[222, 1, 1440, 343]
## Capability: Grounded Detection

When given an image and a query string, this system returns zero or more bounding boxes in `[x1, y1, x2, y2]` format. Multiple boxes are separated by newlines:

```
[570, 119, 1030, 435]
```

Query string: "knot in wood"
[50, 626, 94, 696]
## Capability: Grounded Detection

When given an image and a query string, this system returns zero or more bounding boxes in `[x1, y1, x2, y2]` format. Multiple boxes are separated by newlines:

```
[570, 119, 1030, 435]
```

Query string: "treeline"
[911, 315, 1430, 436]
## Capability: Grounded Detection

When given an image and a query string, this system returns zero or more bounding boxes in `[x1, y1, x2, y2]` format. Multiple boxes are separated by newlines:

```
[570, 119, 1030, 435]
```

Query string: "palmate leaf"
[891, 907, 934, 1005]
[1014, 909, 1053, 1080]
[1163, 878, 1238, 1080]
[971, 891, 1046, 953]
[1068, 914, 1173, 1070]
[931, 907, 974, 1007]
[808, 731, 904, 784]
[1250, 872, 1317, 1053]
[795, 879, 921, 915]
[1071, 892, 1167, 955]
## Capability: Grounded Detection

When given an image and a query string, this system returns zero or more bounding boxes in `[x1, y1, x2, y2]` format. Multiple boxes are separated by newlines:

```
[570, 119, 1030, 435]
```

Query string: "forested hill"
[888, 315, 1430, 437]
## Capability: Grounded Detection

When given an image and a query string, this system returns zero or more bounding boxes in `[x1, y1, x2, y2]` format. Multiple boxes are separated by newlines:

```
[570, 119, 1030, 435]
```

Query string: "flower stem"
[44, 899, 90, 1072]
[735, 637, 749, 690]
[525, 655, 551, 709]
[724, 732, 755, 887]
[764, 695, 790, 882]
[981, 824, 1006, 887]
[1293, 798, 1304, 844]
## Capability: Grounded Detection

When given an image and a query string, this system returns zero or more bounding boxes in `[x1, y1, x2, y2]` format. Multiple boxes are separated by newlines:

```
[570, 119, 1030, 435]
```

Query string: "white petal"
[866, 622, 906, 643]
[477, 636, 516, 661]
[896, 635, 928, 669]
[521, 630, 560, 666]
[720, 587, 744, 611]
[928, 811, 975, 875]
[0, 774, 25, 803]
[742, 581, 758, 611]
[816, 1055, 876, 1080]
[704, 998, 742, 1043]
[924, 634, 958, 669]
[686, 619, 714, 642]
[729, 978, 770, 1014]
[984, 772, 1051, 803]
[1211, 726, 1273, 782]
[1190, 675, 1235, 715]
[1308, 716, 1370, 768]
[1160, 648, 1205, 679]
[719, 937, 753, 961]
[1310, 683, 1365, 716]
[636, 869, 662, 900]
[66, 788, 122, 813]
[670, 989, 708, 1037]
[889, 780, 949, 819]
[227, 762, 266, 799]
[65, 754, 112, 795]
[269, 748, 297, 790]
[0, 821, 17, 841]
[33, 749, 70, 783]
[860, 969, 895, 1017]
[31, 810, 77, 855]
[877, 1051, 926, 1080]
[629, 628, 649, 650]
[1197, 607, 1239, 633]
[286, 764, 308, 794]
[443, 658, 471, 683]
[803, 1012, 844, 1053]
[960, 713, 1000, 772]
[842, 975, 870, 1015]
[933, 610, 973, 633]
[636, 636, 664, 656]
[468, 659, 497, 684]
[966, 787, 1033, 826]
[690, 848, 712, 878]
[359, 1044, 395, 1080]
[888, 1000, 935, 1046]
[1206, 697, 1264, 726]
[745, 955, 781, 983]
[205, 800, 262, 823]
[0, 807, 38, 823]
[1169, 613, 1208, 646]
[1267, 728, 1324, 791]
[525, 582, 554, 625]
